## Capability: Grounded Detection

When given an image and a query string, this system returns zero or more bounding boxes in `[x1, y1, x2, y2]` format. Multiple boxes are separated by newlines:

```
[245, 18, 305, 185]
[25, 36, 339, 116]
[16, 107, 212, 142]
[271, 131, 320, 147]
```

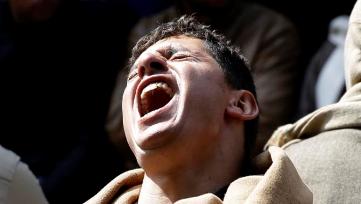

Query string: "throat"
[138, 167, 235, 203]
[143, 90, 172, 115]
[140, 82, 174, 116]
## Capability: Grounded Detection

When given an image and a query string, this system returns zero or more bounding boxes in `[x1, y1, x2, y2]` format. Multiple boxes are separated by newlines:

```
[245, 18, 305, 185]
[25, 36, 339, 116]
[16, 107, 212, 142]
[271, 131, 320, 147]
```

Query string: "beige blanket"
[85, 146, 312, 204]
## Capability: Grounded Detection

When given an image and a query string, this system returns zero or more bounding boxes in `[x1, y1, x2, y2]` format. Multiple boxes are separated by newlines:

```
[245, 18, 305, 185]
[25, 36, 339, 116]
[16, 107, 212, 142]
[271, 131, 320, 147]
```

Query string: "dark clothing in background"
[0, 1, 137, 203]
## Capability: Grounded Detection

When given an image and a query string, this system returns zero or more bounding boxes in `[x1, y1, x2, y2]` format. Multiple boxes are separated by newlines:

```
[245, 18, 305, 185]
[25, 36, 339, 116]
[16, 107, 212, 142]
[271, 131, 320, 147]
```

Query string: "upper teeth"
[140, 82, 174, 115]
[141, 82, 173, 99]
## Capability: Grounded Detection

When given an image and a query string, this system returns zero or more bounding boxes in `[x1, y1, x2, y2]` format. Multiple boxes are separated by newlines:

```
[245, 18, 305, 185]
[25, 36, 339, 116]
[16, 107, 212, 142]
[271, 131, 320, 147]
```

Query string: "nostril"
[150, 61, 164, 70]
[139, 54, 167, 76]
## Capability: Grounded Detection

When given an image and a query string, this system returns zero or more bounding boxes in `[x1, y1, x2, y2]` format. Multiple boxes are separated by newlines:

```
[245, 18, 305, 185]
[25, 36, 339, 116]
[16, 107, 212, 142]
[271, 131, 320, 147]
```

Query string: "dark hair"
[128, 15, 259, 164]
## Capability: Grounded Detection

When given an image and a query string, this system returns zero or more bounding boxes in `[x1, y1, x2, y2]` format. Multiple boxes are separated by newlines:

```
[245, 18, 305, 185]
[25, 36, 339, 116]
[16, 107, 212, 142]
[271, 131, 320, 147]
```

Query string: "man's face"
[122, 36, 242, 171]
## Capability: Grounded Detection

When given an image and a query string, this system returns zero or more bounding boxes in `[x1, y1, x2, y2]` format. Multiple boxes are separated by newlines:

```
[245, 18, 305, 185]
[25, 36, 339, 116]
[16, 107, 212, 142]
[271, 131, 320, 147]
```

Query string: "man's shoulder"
[285, 129, 361, 203]
[285, 128, 361, 168]
[85, 168, 144, 204]
[224, 146, 312, 203]
[0, 146, 20, 181]
[285, 128, 361, 157]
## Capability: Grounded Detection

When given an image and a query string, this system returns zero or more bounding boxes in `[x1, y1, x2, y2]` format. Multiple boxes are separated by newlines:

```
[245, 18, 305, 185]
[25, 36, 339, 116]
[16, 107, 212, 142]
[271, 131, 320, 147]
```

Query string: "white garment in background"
[0, 146, 48, 204]
[316, 15, 349, 108]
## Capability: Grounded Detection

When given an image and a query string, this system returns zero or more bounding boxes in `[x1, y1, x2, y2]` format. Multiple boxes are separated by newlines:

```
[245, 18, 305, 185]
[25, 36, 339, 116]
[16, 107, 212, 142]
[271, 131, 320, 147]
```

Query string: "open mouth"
[139, 81, 174, 117]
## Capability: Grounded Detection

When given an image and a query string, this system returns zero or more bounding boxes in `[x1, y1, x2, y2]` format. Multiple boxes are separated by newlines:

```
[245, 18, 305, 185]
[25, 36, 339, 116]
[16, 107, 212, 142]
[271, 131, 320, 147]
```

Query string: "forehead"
[148, 35, 204, 50]
[149, 35, 206, 51]
[133, 36, 210, 63]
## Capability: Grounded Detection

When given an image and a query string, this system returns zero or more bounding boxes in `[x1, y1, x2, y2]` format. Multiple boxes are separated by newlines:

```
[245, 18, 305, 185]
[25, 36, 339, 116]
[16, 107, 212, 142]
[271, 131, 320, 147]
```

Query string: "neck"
[138, 156, 241, 203]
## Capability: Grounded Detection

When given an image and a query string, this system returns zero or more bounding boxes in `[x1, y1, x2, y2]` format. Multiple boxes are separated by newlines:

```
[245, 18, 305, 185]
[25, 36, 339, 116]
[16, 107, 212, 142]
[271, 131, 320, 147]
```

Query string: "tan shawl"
[265, 0, 361, 149]
[85, 146, 312, 204]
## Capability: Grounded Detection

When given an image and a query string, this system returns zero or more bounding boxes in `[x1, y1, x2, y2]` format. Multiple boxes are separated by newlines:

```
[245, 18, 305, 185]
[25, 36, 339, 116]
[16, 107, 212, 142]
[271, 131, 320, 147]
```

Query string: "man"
[266, 1, 361, 203]
[107, 0, 300, 155]
[87, 16, 311, 203]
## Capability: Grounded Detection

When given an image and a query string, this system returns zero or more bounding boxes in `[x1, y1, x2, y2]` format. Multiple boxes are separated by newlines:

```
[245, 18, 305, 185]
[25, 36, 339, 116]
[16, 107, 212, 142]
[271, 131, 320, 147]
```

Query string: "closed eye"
[170, 54, 192, 61]
[127, 71, 138, 81]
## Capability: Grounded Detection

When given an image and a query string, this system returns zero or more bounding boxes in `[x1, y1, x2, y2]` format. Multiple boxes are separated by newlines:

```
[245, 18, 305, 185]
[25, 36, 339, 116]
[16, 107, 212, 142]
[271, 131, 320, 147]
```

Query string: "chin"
[134, 121, 179, 150]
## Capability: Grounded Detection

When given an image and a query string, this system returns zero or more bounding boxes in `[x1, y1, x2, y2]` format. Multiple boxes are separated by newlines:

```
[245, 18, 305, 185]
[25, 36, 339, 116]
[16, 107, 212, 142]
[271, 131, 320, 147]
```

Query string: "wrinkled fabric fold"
[85, 147, 312, 204]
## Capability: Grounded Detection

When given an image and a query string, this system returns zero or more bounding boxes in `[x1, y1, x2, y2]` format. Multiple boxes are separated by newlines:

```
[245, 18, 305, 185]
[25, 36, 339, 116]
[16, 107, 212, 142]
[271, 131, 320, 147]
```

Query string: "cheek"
[122, 84, 136, 114]
[188, 70, 226, 104]
[122, 88, 135, 132]
[184, 77, 226, 130]
[121, 91, 137, 155]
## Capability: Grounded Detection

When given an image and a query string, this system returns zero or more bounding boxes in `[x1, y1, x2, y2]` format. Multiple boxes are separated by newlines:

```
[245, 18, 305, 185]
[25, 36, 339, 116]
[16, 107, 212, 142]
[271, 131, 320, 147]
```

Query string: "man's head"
[122, 16, 259, 175]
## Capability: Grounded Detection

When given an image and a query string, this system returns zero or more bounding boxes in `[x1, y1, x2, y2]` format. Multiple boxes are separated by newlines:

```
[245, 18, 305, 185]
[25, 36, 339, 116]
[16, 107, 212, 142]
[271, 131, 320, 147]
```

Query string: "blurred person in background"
[266, 1, 361, 202]
[0, 145, 47, 204]
[0, 0, 137, 203]
[298, 15, 349, 117]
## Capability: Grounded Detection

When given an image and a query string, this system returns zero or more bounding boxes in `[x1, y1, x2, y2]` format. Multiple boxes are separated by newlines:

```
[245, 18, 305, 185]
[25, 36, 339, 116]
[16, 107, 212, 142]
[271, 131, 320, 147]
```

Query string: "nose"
[137, 53, 167, 77]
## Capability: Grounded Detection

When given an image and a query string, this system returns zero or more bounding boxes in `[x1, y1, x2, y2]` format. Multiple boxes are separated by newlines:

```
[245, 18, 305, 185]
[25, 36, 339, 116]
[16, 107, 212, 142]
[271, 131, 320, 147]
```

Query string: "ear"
[226, 90, 259, 121]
